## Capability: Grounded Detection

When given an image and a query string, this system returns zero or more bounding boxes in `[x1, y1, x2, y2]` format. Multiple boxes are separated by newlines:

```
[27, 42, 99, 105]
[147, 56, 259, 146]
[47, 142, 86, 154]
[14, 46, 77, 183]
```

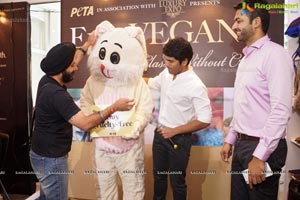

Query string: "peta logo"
[70, 6, 94, 17]
[0, 51, 6, 59]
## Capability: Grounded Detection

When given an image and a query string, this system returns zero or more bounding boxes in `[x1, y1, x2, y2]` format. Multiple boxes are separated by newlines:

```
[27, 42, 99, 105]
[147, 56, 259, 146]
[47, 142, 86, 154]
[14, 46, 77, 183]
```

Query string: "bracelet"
[77, 47, 87, 55]
[98, 110, 105, 122]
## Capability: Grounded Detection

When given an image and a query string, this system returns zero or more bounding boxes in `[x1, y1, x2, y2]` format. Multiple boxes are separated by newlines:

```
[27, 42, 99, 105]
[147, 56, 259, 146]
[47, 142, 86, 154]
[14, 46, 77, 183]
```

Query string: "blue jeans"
[152, 129, 192, 200]
[30, 150, 69, 200]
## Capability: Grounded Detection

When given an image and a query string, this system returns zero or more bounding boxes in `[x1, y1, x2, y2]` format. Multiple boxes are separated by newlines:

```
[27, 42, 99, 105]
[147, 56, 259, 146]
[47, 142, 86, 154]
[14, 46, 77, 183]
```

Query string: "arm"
[221, 119, 237, 163]
[174, 120, 209, 134]
[146, 68, 168, 89]
[69, 98, 135, 131]
[159, 83, 211, 138]
[80, 77, 95, 115]
[78, 76, 135, 131]
[123, 79, 154, 139]
[248, 49, 293, 188]
[220, 142, 233, 163]
[252, 50, 293, 161]
[73, 31, 97, 66]
[133, 80, 154, 129]
[158, 119, 209, 139]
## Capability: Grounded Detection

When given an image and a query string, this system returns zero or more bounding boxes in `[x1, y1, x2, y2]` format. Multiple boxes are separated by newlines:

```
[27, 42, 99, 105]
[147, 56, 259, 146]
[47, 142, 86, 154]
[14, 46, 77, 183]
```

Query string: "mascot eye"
[99, 48, 106, 60]
[110, 52, 120, 64]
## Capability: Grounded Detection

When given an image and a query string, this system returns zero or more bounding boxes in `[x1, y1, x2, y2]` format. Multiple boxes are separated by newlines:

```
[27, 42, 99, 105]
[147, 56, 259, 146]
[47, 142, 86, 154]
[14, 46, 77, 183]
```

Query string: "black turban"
[41, 42, 76, 75]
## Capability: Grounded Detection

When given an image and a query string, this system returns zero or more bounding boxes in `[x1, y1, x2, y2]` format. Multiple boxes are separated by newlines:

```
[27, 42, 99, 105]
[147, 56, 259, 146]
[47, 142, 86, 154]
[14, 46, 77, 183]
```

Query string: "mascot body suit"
[80, 21, 153, 200]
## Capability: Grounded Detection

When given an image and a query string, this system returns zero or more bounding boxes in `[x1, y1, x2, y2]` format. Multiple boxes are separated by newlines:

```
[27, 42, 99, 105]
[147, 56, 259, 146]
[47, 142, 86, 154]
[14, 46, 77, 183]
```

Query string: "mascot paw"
[122, 122, 141, 140]
[122, 133, 139, 140]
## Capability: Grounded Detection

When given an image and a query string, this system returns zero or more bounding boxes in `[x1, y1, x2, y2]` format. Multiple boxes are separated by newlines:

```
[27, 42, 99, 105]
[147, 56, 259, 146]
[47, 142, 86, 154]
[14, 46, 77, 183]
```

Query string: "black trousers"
[231, 139, 287, 200]
[152, 129, 192, 200]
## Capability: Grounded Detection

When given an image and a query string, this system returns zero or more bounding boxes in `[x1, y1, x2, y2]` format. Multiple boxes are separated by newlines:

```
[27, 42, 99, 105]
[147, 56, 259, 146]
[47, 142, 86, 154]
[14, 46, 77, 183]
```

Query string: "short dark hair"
[234, 0, 270, 34]
[163, 37, 193, 65]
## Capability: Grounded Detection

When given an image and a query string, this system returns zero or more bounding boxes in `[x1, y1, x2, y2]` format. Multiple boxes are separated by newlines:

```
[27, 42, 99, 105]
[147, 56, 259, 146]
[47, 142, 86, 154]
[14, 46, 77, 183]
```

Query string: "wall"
[0, 2, 33, 194]
[30, 2, 60, 105]
[284, 0, 300, 198]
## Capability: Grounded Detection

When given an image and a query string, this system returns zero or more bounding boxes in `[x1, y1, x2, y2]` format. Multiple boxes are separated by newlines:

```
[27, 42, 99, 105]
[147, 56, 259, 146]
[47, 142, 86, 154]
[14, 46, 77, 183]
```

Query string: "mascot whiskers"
[80, 20, 153, 200]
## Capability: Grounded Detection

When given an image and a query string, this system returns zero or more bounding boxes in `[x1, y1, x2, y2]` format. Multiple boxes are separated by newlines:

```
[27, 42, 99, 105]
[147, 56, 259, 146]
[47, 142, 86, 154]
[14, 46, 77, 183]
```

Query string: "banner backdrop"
[61, 1, 285, 199]
[61, 0, 283, 88]
[61, 0, 284, 146]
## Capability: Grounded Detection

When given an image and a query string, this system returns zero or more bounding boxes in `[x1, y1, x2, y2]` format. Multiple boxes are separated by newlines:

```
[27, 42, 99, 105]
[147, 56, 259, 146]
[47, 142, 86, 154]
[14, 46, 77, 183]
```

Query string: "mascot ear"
[125, 26, 148, 71]
[95, 20, 115, 37]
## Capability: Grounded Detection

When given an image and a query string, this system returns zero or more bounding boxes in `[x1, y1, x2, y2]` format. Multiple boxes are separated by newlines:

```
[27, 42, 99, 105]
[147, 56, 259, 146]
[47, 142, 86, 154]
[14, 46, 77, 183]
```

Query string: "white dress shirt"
[148, 67, 212, 128]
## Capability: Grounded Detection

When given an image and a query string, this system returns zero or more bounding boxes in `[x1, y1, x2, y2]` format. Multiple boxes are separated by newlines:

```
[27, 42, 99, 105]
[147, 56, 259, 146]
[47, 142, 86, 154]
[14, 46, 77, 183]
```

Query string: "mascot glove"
[122, 121, 141, 140]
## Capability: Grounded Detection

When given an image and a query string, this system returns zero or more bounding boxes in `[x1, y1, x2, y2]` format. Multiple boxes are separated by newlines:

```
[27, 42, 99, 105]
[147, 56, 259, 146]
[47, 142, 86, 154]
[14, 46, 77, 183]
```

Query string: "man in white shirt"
[145, 37, 212, 200]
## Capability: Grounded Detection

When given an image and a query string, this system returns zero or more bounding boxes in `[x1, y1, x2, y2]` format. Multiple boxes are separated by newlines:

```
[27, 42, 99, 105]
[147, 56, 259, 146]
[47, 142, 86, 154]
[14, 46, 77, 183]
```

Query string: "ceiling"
[1, 0, 59, 4]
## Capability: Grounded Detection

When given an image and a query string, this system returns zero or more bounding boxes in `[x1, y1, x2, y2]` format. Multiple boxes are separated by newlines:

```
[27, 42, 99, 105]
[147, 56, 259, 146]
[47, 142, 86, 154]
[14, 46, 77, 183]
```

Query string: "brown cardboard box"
[68, 141, 97, 200]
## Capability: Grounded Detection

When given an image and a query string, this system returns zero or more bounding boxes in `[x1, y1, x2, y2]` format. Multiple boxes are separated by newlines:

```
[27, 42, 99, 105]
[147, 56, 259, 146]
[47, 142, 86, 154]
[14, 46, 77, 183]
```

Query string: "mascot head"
[87, 20, 148, 86]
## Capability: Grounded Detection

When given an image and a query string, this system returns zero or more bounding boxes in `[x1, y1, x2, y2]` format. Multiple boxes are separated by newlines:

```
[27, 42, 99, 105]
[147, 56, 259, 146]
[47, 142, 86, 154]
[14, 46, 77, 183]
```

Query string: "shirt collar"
[176, 66, 193, 78]
[242, 35, 270, 58]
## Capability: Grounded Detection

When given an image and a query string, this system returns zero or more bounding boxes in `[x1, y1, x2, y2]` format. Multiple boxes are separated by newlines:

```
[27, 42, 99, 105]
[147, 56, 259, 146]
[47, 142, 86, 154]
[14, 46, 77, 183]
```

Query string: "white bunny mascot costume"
[80, 21, 153, 200]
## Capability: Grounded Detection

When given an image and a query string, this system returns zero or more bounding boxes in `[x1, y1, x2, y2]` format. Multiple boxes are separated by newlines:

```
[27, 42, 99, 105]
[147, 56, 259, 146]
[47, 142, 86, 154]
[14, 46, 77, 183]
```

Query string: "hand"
[158, 127, 177, 139]
[80, 31, 97, 53]
[248, 157, 266, 189]
[86, 31, 97, 47]
[111, 98, 135, 112]
[122, 122, 140, 140]
[220, 143, 232, 163]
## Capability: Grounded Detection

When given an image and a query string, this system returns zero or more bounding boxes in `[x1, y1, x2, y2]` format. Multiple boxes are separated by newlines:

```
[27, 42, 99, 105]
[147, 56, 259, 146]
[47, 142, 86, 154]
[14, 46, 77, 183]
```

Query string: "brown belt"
[237, 133, 260, 141]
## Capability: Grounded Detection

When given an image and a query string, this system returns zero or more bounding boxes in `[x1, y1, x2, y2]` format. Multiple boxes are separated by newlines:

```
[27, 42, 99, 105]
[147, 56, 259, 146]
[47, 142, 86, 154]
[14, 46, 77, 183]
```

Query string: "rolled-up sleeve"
[192, 85, 212, 124]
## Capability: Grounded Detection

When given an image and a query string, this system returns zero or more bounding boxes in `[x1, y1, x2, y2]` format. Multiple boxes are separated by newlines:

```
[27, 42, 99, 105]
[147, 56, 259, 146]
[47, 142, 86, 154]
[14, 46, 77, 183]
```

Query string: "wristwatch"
[98, 110, 105, 122]
[77, 47, 87, 55]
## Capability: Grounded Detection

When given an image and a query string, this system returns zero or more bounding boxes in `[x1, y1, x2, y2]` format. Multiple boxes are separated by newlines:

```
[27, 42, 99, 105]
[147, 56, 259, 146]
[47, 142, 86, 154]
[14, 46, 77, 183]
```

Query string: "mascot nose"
[100, 63, 113, 79]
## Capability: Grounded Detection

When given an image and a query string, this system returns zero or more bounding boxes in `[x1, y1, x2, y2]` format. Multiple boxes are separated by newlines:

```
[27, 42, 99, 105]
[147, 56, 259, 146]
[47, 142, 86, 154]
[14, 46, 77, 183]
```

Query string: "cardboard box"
[68, 141, 97, 200]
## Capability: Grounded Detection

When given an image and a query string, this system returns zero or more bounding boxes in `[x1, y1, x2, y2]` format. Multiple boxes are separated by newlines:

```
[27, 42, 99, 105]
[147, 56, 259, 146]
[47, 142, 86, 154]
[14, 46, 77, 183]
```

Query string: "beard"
[62, 70, 74, 83]
[235, 25, 253, 43]
[237, 31, 248, 42]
